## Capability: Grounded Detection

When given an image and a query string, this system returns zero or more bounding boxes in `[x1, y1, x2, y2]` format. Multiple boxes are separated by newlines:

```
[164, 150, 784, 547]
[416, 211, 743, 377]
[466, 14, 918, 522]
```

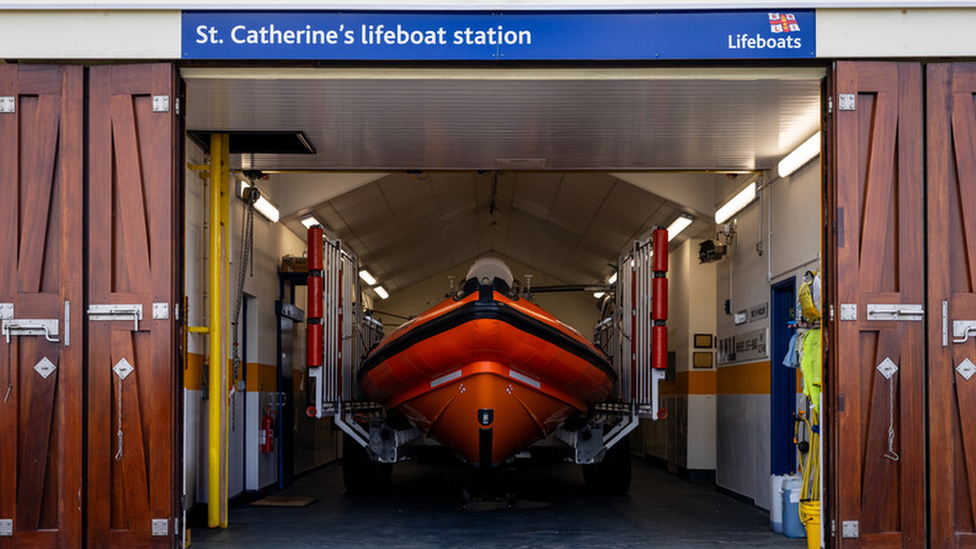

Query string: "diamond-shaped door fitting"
[957, 358, 976, 381]
[34, 357, 56, 379]
[877, 358, 898, 379]
[113, 358, 134, 380]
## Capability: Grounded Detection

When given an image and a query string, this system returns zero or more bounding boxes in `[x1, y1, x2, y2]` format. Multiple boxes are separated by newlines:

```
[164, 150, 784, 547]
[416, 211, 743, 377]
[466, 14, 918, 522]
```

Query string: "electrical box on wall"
[698, 240, 727, 264]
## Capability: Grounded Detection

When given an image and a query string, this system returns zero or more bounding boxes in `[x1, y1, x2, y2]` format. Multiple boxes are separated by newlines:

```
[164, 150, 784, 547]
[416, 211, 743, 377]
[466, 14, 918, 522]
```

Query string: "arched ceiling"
[185, 66, 821, 295]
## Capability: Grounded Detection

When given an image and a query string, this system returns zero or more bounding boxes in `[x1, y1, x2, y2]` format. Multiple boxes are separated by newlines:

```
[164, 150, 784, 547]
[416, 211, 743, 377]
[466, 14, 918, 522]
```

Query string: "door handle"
[953, 320, 976, 344]
[88, 304, 143, 332]
[1, 318, 60, 344]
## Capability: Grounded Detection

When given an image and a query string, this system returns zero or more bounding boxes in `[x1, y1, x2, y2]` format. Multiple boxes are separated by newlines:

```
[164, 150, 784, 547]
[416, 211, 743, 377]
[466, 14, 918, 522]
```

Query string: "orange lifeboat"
[360, 259, 615, 468]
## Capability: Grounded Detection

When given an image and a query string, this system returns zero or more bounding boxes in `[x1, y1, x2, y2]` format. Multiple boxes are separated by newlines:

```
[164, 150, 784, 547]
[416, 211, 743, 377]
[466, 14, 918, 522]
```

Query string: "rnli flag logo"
[768, 13, 800, 33]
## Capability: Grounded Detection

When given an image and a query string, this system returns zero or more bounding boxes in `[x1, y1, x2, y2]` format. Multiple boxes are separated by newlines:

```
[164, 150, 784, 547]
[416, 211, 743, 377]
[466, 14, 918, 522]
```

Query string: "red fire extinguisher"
[260, 407, 275, 453]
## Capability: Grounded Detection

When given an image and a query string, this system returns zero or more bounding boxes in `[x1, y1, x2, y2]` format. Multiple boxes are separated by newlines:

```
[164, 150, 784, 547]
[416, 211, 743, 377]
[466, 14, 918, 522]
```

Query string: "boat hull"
[361, 284, 615, 467]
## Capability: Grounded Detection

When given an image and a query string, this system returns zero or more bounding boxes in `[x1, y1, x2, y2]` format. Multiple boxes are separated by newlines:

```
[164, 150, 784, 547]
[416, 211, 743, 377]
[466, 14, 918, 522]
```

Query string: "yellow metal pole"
[207, 133, 227, 529]
[219, 143, 230, 529]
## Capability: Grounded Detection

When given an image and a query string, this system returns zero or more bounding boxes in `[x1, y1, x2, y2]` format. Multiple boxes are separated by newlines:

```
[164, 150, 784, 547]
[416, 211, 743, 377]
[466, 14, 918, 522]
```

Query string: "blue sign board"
[182, 10, 815, 61]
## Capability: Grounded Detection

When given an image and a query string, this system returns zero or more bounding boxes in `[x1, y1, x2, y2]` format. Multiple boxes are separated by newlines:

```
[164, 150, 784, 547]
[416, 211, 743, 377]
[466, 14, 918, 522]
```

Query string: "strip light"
[239, 180, 280, 223]
[607, 272, 617, 285]
[666, 214, 693, 241]
[374, 286, 389, 300]
[715, 182, 757, 224]
[359, 269, 377, 286]
[778, 131, 821, 178]
[593, 292, 605, 299]
[301, 215, 320, 229]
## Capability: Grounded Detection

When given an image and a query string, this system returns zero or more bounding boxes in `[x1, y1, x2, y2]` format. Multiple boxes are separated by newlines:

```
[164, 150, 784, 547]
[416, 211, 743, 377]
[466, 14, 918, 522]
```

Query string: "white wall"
[641, 238, 717, 473]
[713, 158, 820, 509]
[677, 240, 718, 471]
[183, 143, 324, 511]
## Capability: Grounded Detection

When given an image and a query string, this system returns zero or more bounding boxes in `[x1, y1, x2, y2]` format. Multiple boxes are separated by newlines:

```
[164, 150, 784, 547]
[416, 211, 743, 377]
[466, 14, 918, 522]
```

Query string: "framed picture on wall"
[694, 333, 714, 349]
[693, 352, 714, 369]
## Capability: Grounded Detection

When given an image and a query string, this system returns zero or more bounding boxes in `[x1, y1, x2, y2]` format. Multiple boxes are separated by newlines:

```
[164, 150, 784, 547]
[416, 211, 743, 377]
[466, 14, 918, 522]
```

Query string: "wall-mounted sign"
[694, 333, 714, 349]
[693, 352, 714, 369]
[734, 310, 748, 325]
[182, 10, 815, 60]
[717, 328, 768, 364]
[750, 302, 768, 322]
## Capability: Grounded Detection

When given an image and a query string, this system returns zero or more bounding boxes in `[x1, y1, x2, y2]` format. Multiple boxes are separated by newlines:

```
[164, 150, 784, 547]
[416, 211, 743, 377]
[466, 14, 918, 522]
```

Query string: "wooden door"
[828, 61, 925, 547]
[0, 65, 84, 549]
[927, 62, 976, 548]
[86, 64, 183, 549]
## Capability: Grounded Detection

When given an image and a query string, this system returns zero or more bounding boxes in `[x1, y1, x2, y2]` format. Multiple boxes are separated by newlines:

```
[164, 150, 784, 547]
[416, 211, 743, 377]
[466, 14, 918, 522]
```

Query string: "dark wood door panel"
[0, 64, 84, 549]
[87, 64, 181, 549]
[928, 62, 976, 549]
[830, 61, 924, 548]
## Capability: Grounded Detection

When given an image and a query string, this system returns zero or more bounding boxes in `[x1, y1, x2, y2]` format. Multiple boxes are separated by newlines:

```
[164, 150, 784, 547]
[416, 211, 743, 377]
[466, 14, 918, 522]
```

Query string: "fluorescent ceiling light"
[593, 292, 605, 299]
[239, 180, 280, 223]
[666, 214, 693, 241]
[374, 286, 389, 300]
[778, 131, 821, 178]
[607, 272, 617, 285]
[715, 182, 757, 224]
[301, 215, 320, 229]
[254, 196, 280, 224]
[359, 269, 377, 286]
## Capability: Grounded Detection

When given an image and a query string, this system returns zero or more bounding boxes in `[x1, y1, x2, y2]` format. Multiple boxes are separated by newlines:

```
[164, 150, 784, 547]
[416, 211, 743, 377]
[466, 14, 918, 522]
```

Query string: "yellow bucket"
[799, 501, 820, 549]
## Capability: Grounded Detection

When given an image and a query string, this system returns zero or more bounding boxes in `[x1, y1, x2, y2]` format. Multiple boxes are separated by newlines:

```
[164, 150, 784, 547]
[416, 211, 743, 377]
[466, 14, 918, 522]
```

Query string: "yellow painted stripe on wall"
[185, 352, 204, 391]
[660, 370, 717, 396]
[246, 362, 278, 393]
[184, 352, 278, 392]
[717, 360, 772, 395]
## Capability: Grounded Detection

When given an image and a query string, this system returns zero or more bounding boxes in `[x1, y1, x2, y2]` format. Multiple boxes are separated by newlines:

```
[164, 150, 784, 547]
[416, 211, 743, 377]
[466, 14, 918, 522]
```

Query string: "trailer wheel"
[582, 435, 631, 495]
[342, 434, 393, 493]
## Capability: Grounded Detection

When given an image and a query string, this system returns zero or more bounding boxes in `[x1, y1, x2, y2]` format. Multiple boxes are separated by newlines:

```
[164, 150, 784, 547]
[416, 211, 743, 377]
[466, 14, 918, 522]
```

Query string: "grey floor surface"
[190, 456, 807, 548]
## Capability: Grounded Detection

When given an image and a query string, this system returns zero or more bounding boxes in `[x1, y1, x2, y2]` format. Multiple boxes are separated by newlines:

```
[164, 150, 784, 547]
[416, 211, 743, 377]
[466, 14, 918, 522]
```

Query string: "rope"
[115, 373, 124, 461]
[885, 372, 900, 462]
[3, 347, 11, 404]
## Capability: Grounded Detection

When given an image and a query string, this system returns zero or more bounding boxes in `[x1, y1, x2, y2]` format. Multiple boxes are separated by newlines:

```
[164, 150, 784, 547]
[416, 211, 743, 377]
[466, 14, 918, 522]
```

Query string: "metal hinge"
[838, 93, 856, 111]
[0, 518, 11, 536]
[827, 96, 833, 114]
[866, 303, 923, 321]
[152, 518, 169, 536]
[842, 520, 859, 538]
[153, 302, 170, 320]
[152, 95, 170, 113]
[175, 98, 181, 115]
[0, 97, 14, 114]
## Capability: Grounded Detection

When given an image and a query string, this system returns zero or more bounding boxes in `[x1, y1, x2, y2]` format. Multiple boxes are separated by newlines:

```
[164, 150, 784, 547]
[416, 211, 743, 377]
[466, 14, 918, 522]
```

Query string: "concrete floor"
[190, 456, 807, 549]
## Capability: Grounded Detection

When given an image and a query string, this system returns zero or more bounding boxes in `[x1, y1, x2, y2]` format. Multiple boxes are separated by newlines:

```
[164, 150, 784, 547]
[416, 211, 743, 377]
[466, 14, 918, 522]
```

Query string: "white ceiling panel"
[186, 67, 821, 171]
